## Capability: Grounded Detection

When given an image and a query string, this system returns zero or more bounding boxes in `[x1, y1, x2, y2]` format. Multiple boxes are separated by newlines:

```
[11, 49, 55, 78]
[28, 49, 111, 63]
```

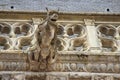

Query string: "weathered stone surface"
[0, 10, 120, 80]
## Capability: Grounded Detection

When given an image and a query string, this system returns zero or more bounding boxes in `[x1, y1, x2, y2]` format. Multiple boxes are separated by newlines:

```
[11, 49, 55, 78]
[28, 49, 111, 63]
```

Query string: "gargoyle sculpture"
[38, 8, 59, 63]
[28, 8, 59, 70]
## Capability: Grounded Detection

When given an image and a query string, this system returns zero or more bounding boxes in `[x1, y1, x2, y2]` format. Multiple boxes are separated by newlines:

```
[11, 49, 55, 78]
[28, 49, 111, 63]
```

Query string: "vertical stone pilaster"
[84, 19, 101, 53]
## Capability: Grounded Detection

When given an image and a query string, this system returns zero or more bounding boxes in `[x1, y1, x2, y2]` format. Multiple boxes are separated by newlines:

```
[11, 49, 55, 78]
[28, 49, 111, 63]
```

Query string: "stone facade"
[0, 10, 120, 80]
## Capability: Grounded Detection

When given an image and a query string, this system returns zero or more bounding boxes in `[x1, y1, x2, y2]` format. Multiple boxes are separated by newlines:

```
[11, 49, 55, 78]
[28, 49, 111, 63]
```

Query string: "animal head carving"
[46, 7, 59, 22]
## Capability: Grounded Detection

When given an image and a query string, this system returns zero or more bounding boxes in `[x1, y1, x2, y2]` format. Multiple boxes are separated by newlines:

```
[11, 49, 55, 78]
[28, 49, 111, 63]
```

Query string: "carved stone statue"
[38, 8, 59, 63]
[28, 8, 59, 71]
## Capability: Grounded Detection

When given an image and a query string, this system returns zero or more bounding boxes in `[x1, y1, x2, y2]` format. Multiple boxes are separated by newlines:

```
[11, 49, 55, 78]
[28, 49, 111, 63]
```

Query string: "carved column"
[84, 19, 101, 52]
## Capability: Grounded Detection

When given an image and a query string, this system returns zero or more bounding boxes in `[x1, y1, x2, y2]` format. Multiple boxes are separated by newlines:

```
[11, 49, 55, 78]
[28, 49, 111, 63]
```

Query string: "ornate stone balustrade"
[0, 11, 120, 80]
[1, 19, 120, 52]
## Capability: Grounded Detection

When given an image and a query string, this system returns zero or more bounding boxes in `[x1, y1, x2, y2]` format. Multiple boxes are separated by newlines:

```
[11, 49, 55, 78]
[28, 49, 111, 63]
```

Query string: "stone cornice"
[0, 11, 120, 21]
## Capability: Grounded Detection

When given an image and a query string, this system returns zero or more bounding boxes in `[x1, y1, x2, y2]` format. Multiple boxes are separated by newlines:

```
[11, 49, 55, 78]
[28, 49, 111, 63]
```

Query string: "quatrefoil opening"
[0, 37, 10, 50]
[97, 24, 116, 39]
[66, 24, 86, 38]
[0, 22, 11, 37]
[18, 38, 32, 50]
[13, 23, 33, 37]
[97, 24, 117, 52]
[66, 24, 86, 51]
[57, 24, 64, 36]
[56, 38, 66, 51]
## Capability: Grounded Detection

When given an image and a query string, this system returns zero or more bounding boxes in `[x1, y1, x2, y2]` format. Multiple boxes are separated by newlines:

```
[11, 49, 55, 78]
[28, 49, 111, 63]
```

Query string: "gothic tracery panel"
[0, 22, 35, 51]
[96, 24, 117, 52]
[57, 24, 87, 51]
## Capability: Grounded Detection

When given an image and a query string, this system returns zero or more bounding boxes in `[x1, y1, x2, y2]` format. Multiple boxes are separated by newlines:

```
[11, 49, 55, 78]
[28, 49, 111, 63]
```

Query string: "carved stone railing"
[0, 11, 120, 80]
[1, 19, 120, 53]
